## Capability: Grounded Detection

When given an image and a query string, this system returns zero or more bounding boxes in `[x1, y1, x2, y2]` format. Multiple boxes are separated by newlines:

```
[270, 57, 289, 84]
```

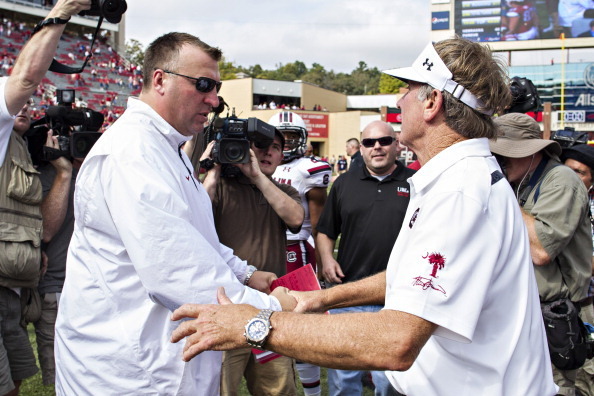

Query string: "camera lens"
[223, 141, 246, 163]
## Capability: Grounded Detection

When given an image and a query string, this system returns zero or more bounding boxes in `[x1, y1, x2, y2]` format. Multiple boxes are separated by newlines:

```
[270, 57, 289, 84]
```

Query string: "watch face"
[247, 319, 269, 342]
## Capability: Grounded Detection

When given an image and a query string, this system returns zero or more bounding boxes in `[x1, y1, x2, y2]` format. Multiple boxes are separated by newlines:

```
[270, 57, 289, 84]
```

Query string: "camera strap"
[30, 15, 105, 74]
[518, 157, 562, 207]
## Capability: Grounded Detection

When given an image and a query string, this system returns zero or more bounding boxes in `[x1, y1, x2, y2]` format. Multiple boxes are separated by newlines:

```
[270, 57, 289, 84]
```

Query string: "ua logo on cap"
[422, 58, 433, 71]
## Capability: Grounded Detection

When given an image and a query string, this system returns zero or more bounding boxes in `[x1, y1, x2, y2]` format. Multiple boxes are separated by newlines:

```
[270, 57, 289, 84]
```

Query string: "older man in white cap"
[169, 38, 557, 396]
[490, 112, 591, 396]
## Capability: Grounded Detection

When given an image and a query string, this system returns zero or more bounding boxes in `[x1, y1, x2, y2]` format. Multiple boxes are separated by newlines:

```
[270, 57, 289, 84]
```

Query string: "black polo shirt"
[317, 161, 415, 283]
[349, 150, 363, 171]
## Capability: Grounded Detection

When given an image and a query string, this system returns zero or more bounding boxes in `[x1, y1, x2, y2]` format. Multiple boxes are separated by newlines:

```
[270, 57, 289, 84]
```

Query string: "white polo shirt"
[384, 138, 556, 395]
[55, 98, 280, 395]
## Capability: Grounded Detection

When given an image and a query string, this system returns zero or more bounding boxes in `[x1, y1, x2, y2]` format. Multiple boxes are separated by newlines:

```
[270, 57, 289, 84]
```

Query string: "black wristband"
[32, 17, 71, 36]
[200, 158, 215, 171]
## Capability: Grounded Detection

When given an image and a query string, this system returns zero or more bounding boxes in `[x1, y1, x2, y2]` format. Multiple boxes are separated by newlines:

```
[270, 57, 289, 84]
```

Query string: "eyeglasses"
[361, 136, 395, 148]
[162, 70, 222, 93]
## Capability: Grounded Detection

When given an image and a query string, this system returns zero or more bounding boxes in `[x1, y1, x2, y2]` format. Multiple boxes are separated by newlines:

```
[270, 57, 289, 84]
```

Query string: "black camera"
[79, 0, 128, 24]
[551, 127, 589, 148]
[507, 76, 542, 114]
[27, 89, 104, 162]
[209, 116, 276, 165]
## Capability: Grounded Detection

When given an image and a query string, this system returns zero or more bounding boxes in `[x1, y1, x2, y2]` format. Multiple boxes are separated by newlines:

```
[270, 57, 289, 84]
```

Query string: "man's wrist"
[32, 17, 70, 35]
[244, 265, 257, 285]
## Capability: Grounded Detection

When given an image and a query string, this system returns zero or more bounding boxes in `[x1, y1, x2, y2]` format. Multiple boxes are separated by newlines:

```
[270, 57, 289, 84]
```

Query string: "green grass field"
[21, 324, 373, 396]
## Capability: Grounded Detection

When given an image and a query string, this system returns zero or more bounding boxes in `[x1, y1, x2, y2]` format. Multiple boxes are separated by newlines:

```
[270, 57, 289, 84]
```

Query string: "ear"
[152, 69, 166, 95]
[423, 88, 444, 123]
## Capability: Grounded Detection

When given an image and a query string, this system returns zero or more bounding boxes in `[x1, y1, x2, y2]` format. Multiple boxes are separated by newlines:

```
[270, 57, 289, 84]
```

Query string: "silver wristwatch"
[243, 265, 257, 285]
[244, 309, 274, 348]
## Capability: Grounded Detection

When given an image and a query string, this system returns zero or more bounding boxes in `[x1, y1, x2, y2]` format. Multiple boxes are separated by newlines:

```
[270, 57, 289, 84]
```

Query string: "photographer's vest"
[0, 131, 42, 288]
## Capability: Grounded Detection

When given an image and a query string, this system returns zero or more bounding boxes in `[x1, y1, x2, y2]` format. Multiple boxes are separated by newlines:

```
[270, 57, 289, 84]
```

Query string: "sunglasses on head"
[361, 136, 395, 148]
[162, 70, 222, 93]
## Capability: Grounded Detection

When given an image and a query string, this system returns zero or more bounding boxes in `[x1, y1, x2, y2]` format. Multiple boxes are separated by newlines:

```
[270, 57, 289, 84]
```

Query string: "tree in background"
[379, 73, 406, 94]
[124, 39, 396, 96]
[125, 39, 145, 67]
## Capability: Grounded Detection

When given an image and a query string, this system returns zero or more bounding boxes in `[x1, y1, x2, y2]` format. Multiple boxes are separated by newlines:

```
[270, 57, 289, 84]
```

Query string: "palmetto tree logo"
[423, 252, 445, 278]
[411, 252, 447, 296]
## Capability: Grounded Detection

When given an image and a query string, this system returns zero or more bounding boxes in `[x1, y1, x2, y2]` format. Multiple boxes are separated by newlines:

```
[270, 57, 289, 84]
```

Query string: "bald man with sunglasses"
[54, 32, 293, 395]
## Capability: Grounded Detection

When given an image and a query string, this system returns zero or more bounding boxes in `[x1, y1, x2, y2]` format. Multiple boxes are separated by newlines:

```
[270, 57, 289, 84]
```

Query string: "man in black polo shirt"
[316, 120, 415, 396]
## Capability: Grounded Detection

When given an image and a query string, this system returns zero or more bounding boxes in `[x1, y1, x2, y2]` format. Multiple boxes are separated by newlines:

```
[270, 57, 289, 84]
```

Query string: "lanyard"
[518, 157, 549, 207]
[178, 144, 199, 191]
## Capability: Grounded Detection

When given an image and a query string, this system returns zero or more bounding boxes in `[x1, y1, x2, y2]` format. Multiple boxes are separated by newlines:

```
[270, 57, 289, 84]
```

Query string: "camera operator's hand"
[48, 0, 91, 20]
[200, 141, 221, 201]
[45, 130, 72, 174]
[236, 149, 264, 182]
[200, 141, 221, 172]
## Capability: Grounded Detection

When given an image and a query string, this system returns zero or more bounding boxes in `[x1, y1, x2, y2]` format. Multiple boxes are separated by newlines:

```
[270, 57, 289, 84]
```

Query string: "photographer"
[199, 132, 304, 395]
[32, 127, 82, 387]
[490, 113, 591, 396]
[0, 1, 90, 395]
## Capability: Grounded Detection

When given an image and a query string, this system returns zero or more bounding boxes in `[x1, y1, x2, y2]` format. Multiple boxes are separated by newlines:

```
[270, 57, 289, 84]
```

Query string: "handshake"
[169, 269, 328, 363]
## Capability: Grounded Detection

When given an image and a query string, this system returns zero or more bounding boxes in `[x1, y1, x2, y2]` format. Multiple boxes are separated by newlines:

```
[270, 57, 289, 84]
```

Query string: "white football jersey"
[273, 156, 332, 240]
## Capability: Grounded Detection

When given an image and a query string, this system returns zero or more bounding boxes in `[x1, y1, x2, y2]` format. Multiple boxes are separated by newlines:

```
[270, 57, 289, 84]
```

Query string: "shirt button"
[378, 189, 382, 193]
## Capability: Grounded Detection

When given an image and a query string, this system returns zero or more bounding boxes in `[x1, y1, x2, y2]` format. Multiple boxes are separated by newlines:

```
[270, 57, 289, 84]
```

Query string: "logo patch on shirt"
[287, 251, 297, 263]
[409, 208, 420, 228]
[412, 252, 447, 296]
[397, 187, 410, 197]
[185, 175, 190, 181]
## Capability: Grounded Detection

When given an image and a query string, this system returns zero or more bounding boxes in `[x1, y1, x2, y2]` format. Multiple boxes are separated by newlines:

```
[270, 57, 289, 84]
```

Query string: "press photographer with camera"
[54, 32, 297, 395]
[490, 113, 592, 396]
[0, 1, 90, 395]
[32, 120, 88, 387]
[198, 122, 304, 395]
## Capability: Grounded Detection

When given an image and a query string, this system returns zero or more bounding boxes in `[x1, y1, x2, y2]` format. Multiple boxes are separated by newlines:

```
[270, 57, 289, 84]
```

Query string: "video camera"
[79, 0, 128, 24]
[27, 89, 104, 163]
[551, 127, 589, 148]
[507, 76, 542, 114]
[207, 113, 276, 165]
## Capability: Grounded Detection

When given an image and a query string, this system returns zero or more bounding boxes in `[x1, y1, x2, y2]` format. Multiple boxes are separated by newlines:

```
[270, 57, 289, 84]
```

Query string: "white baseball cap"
[383, 42, 493, 116]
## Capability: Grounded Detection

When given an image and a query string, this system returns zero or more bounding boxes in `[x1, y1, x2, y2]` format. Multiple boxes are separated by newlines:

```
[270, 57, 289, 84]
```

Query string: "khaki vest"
[0, 131, 42, 288]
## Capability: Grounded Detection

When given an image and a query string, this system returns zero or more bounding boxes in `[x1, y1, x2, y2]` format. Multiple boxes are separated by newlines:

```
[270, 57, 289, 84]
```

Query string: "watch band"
[256, 309, 273, 321]
[243, 265, 257, 285]
[32, 17, 71, 36]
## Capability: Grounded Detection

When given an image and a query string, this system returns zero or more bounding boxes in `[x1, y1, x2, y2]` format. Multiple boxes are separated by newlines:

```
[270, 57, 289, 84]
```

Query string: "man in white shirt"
[54, 32, 293, 395]
[170, 37, 557, 396]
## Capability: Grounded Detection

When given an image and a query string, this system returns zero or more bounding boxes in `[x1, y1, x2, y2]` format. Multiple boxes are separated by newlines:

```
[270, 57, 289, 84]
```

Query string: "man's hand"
[270, 286, 297, 311]
[236, 149, 264, 182]
[247, 270, 276, 294]
[47, 0, 91, 20]
[288, 289, 328, 313]
[45, 130, 73, 174]
[322, 257, 345, 284]
[171, 287, 258, 362]
[199, 140, 216, 162]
